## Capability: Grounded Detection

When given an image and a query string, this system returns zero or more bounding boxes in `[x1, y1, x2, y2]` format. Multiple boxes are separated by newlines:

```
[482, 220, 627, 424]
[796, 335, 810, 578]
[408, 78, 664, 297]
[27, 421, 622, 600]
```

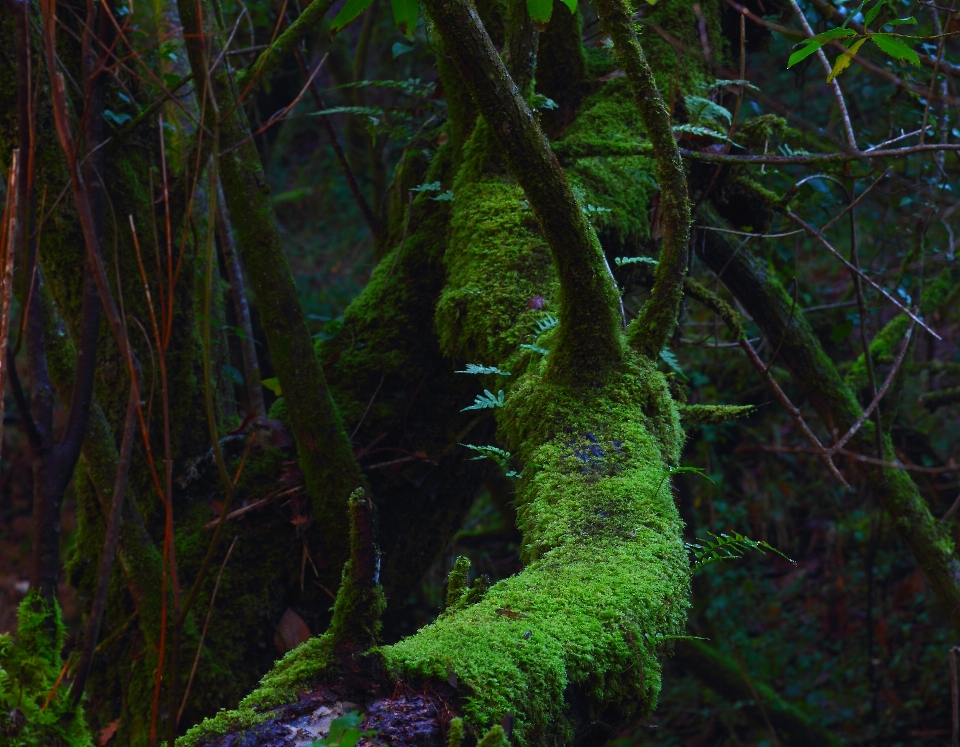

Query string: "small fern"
[461, 389, 505, 411]
[686, 532, 795, 572]
[659, 346, 687, 380]
[461, 443, 511, 466]
[456, 363, 511, 376]
[460, 444, 520, 478]
[535, 314, 558, 334]
[520, 343, 549, 355]
[654, 465, 715, 499]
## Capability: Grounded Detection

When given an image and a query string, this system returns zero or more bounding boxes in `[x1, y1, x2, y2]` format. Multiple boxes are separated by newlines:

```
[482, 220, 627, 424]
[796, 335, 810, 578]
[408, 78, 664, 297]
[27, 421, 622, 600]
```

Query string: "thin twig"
[68, 384, 139, 707]
[829, 322, 914, 455]
[176, 535, 239, 724]
[786, 211, 941, 340]
[741, 337, 851, 488]
[679, 142, 960, 164]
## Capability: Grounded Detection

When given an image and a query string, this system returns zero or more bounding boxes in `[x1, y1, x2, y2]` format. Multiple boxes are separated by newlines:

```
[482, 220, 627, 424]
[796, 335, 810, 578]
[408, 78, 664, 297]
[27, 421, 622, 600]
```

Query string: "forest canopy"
[0, 0, 958, 744]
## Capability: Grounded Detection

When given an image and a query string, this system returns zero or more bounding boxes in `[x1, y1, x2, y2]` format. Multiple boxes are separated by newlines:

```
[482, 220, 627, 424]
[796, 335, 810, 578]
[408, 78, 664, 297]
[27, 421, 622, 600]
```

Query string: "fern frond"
[535, 314, 558, 334]
[456, 363, 511, 376]
[461, 389, 505, 411]
[685, 532, 795, 572]
[615, 256, 658, 267]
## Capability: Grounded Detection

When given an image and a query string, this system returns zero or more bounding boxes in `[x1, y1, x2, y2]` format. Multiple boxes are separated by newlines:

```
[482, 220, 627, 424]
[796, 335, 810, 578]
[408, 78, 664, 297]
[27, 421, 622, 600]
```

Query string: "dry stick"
[0, 152, 20, 467]
[68, 384, 139, 707]
[216, 52, 328, 158]
[753, 443, 959, 474]
[847, 184, 885, 460]
[177, 535, 239, 723]
[829, 322, 914, 455]
[679, 142, 960, 165]
[952, 646, 960, 747]
[202, 485, 303, 530]
[293, 46, 383, 242]
[216, 181, 265, 417]
[785, 0, 857, 150]
[786, 211, 941, 340]
[740, 337, 851, 488]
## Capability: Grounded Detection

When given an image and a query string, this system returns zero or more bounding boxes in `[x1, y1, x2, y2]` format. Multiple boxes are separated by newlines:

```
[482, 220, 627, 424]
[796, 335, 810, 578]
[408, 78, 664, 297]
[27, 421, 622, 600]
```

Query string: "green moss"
[478, 725, 511, 747]
[448, 717, 465, 747]
[679, 403, 754, 427]
[0, 593, 94, 747]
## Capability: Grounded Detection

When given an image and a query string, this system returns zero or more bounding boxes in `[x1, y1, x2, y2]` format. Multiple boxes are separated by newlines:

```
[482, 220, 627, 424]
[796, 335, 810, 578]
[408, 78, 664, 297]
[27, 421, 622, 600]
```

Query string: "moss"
[477, 725, 511, 747]
[679, 403, 754, 427]
[446, 556, 472, 609]
[378, 349, 686, 744]
[447, 717, 465, 747]
[0, 593, 94, 747]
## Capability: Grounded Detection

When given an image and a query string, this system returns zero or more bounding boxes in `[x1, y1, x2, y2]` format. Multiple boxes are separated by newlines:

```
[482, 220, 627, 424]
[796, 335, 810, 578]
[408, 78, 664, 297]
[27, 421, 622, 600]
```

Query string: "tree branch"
[422, 0, 624, 375]
[594, 0, 691, 359]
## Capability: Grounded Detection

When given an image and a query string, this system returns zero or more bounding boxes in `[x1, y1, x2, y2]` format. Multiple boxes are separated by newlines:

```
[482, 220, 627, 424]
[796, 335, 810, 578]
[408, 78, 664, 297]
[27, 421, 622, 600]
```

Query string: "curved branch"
[421, 0, 625, 375]
[593, 0, 692, 359]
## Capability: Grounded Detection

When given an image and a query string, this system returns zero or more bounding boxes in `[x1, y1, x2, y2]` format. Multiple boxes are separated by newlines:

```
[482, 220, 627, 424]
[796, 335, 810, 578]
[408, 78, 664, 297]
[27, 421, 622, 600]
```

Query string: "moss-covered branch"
[422, 0, 625, 377]
[673, 639, 841, 747]
[695, 214, 960, 636]
[594, 0, 691, 359]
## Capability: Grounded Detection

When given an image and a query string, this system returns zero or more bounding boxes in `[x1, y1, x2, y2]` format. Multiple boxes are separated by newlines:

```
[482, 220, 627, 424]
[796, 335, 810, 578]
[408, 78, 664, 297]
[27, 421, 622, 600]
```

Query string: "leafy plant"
[786, 0, 921, 81]
[461, 389, 505, 411]
[460, 443, 521, 477]
[686, 532, 795, 572]
[653, 465, 715, 500]
[307, 711, 374, 747]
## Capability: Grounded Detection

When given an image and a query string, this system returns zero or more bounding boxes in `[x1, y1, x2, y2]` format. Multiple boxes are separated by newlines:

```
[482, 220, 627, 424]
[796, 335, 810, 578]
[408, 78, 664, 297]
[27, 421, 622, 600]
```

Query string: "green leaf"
[261, 377, 282, 396]
[685, 531, 795, 572]
[391, 0, 419, 39]
[885, 16, 917, 26]
[330, 0, 374, 35]
[559, 0, 577, 11]
[870, 33, 921, 65]
[392, 41, 414, 58]
[863, 0, 885, 28]
[787, 28, 857, 68]
[827, 37, 867, 83]
[526, 0, 552, 28]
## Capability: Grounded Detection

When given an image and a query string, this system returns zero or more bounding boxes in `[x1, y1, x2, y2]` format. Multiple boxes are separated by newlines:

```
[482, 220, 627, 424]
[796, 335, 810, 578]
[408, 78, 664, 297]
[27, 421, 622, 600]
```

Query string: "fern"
[659, 346, 687, 380]
[455, 363, 511, 376]
[615, 256, 658, 267]
[535, 314, 558, 334]
[460, 444, 520, 478]
[461, 389, 505, 411]
[654, 464, 715, 499]
[520, 343, 549, 355]
[686, 532, 795, 572]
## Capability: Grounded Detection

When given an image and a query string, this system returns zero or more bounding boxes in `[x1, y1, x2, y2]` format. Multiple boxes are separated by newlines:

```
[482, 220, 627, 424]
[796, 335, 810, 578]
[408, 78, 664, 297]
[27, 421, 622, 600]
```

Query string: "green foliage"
[461, 443, 520, 476]
[787, 0, 923, 81]
[462, 389, 505, 411]
[0, 594, 93, 747]
[686, 532, 795, 572]
[307, 711, 373, 747]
